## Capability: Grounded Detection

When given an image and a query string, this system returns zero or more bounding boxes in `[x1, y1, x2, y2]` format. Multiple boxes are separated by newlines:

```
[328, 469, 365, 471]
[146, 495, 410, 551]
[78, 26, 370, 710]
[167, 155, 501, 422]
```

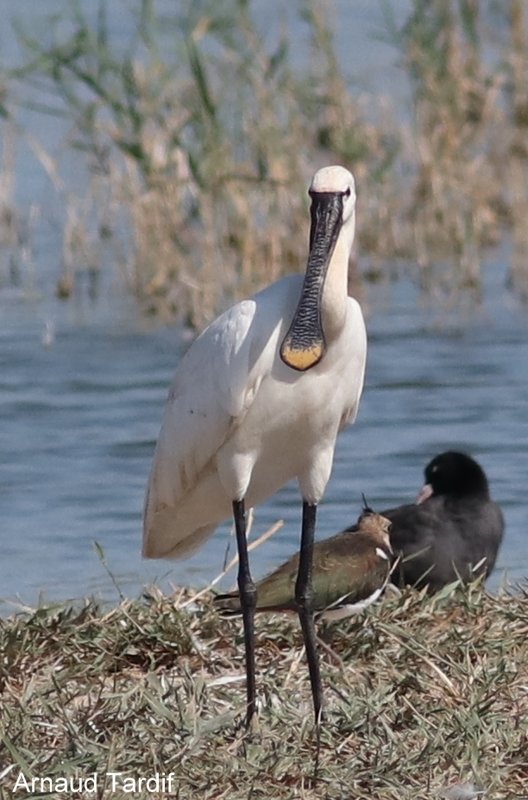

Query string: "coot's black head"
[423, 451, 490, 500]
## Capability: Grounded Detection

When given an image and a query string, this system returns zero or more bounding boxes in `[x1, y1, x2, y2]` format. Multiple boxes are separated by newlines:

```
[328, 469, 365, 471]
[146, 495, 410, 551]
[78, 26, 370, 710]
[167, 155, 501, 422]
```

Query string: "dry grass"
[1, 581, 527, 799]
[0, 125, 36, 294]
[3, 0, 528, 318]
[506, 0, 528, 300]
[397, 1, 504, 300]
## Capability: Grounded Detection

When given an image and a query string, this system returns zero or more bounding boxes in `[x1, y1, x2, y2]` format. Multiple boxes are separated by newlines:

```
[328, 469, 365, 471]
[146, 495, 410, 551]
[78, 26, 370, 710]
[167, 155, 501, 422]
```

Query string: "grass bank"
[1, 582, 527, 798]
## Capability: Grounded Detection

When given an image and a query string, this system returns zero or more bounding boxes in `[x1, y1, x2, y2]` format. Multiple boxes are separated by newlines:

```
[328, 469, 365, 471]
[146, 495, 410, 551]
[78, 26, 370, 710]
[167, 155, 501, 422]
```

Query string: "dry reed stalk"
[507, 0, 528, 300]
[404, 0, 503, 301]
[7, 0, 528, 318]
[0, 124, 36, 290]
[4, 0, 405, 323]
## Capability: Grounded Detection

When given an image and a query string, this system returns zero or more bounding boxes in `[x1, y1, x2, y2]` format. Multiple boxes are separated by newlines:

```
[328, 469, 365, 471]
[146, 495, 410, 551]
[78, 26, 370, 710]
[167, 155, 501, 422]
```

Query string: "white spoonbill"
[143, 165, 367, 727]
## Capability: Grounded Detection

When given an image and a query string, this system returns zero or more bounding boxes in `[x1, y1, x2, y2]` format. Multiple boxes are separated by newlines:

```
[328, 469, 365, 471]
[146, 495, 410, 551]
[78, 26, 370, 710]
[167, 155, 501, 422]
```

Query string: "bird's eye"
[344, 187, 351, 198]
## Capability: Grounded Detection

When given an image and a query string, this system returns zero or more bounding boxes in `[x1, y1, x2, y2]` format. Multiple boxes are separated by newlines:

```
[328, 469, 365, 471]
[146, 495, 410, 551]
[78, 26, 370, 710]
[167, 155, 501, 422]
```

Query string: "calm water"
[1, 272, 527, 614]
[1, 0, 526, 613]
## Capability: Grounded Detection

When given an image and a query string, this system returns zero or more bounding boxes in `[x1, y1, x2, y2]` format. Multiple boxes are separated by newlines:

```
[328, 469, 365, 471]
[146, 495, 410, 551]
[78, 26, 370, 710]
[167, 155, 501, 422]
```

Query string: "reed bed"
[2, 0, 528, 319]
[1, 581, 527, 799]
[0, 126, 36, 294]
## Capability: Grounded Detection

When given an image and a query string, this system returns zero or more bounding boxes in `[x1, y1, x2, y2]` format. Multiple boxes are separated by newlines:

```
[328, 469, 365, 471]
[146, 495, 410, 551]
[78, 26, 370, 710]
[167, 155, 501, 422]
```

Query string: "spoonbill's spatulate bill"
[143, 165, 367, 727]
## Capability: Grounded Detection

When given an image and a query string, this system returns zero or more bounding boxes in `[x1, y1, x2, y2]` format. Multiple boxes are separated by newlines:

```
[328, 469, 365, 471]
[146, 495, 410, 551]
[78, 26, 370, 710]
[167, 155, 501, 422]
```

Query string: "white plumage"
[143, 274, 365, 558]
[144, 166, 366, 558]
[143, 165, 367, 725]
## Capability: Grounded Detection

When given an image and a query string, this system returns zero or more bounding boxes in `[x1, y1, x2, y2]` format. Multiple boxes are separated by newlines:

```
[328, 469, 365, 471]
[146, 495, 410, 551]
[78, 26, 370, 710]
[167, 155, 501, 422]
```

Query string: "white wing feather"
[143, 300, 258, 555]
[142, 274, 365, 560]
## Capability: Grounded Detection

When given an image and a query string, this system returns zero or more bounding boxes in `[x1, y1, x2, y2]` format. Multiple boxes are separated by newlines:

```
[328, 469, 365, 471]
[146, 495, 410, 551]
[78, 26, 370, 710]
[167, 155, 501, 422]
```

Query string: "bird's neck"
[321, 217, 355, 342]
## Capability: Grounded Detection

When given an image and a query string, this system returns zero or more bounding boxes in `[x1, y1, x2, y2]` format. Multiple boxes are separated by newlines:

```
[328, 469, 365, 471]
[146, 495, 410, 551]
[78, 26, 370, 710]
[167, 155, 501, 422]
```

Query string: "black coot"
[380, 451, 504, 592]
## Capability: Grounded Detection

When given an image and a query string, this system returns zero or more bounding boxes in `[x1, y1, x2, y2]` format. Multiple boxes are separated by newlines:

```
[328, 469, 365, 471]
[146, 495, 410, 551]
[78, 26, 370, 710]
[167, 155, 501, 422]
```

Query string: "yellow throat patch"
[280, 341, 324, 371]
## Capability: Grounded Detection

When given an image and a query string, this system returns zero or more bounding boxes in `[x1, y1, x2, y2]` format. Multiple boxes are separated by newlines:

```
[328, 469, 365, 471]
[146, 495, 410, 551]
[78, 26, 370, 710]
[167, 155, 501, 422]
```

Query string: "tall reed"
[4, 0, 528, 321]
[507, 0, 528, 299]
[4, 0, 403, 323]
[0, 125, 35, 292]
[399, 0, 503, 301]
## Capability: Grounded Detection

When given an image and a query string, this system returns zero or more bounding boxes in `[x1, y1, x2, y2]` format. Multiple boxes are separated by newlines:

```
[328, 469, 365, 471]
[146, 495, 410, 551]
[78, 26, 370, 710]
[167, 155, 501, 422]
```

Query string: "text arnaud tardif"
[13, 772, 176, 794]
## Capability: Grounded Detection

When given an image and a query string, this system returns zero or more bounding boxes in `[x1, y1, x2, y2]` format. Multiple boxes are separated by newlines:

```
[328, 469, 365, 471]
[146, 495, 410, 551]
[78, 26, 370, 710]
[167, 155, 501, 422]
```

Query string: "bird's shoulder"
[446, 496, 505, 548]
[344, 295, 367, 341]
[172, 274, 304, 416]
[382, 501, 439, 547]
[312, 533, 390, 609]
[144, 300, 262, 524]
[253, 553, 300, 611]
[317, 530, 390, 570]
[166, 299, 258, 418]
[488, 500, 505, 537]
[331, 296, 367, 427]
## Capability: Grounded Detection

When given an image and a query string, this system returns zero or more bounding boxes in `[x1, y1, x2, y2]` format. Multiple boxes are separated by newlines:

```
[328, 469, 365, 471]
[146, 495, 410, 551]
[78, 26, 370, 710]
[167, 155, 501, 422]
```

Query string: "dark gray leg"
[232, 499, 257, 728]
[295, 501, 323, 723]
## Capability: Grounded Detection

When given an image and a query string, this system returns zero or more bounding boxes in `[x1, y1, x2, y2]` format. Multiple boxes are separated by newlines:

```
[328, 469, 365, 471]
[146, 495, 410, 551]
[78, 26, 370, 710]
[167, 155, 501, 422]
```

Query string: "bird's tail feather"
[143, 519, 217, 559]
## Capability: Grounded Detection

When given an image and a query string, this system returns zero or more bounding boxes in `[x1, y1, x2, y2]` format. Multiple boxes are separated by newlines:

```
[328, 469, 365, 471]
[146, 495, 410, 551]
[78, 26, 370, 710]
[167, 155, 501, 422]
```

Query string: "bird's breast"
[216, 358, 352, 504]
[214, 287, 365, 504]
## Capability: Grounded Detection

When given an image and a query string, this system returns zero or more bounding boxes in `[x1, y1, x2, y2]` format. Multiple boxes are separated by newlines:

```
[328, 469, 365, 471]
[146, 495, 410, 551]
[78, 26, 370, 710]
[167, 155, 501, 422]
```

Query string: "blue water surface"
[0, 0, 526, 612]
